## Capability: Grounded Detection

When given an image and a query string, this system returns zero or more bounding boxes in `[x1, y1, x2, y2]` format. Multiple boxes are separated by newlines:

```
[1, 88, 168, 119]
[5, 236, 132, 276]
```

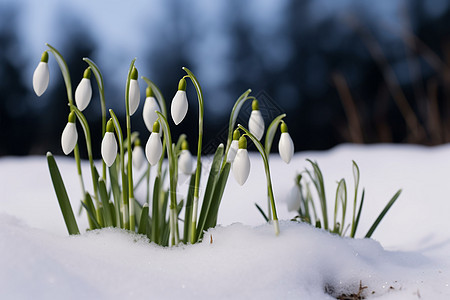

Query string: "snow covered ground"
[1, 144, 450, 299]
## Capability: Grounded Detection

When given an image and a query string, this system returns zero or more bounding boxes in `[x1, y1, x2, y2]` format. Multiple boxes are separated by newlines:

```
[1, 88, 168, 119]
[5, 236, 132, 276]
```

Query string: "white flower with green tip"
[232, 136, 251, 185]
[278, 121, 294, 164]
[101, 119, 118, 167]
[178, 140, 194, 175]
[75, 67, 92, 111]
[227, 129, 240, 163]
[143, 86, 160, 132]
[145, 121, 162, 166]
[61, 111, 78, 155]
[171, 78, 188, 125]
[128, 67, 140, 116]
[132, 139, 146, 170]
[248, 99, 264, 140]
[33, 51, 49, 97]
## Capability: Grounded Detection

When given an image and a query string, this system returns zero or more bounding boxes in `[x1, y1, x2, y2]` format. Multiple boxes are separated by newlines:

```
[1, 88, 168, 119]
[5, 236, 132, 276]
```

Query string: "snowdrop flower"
[74, 67, 92, 111]
[128, 67, 140, 116]
[61, 111, 78, 155]
[145, 121, 163, 166]
[143, 86, 160, 132]
[286, 183, 301, 212]
[101, 119, 118, 167]
[248, 99, 264, 140]
[178, 140, 194, 175]
[232, 136, 251, 185]
[227, 129, 240, 163]
[171, 78, 188, 125]
[32, 51, 49, 97]
[278, 121, 294, 164]
[132, 139, 146, 170]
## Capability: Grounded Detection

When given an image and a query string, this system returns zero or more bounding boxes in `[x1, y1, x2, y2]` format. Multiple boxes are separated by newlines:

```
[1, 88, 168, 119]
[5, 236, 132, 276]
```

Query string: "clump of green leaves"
[289, 160, 401, 238]
[36, 44, 287, 246]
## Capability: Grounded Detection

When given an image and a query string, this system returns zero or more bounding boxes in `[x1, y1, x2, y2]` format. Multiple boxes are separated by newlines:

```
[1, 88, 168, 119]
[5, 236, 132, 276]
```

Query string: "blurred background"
[1, 0, 450, 158]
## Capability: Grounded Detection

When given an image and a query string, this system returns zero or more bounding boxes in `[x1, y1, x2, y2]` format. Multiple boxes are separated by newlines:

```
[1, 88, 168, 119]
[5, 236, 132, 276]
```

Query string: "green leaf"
[47, 152, 80, 235]
[305, 160, 328, 230]
[365, 189, 401, 238]
[264, 114, 286, 157]
[183, 173, 196, 244]
[352, 189, 365, 238]
[334, 179, 347, 236]
[255, 203, 269, 222]
[350, 160, 361, 237]
[203, 162, 231, 233]
[138, 204, 149, 235]
[151, 176, 161, 243]
[196, 144, 224, 240]
[82, 193, 101, 229]
[109, 160, 122, 228]
[98, 178, 113, 227]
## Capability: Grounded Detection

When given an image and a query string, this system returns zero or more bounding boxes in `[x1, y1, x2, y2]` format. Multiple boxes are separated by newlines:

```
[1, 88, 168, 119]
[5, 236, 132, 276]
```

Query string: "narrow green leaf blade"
[98, 178, 113, 227]
[365, 189, 401, 238]
[138, 204, 149, 235]
[47, 152, 79, 235]
[264, 114, 286, 156]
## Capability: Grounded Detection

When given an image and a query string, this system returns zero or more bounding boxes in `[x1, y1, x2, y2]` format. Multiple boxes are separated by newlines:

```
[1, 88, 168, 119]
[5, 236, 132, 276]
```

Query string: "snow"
[2, 144, 450, 299]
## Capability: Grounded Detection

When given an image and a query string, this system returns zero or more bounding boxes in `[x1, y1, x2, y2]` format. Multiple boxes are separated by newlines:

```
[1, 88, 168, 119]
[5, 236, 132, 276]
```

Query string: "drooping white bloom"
[143, 87, 160, 132]
[101, 120, 118, 167]
[171, 78, 188, 125]
[278, 122, 294, 164]
[145, 122, 163, 166]
[33, 52, 49, 97]
[286, 184, 301, 212]
[178, 141, 193, 175]
[132, 144, 146, 170]
[232, 136, 251, 185]
[61, 112, 77, 155]
[74, 68, 92, 111]
[248, 100, 264, 140]
[227, 129, 241, 163]
[128, 67, 140, 116]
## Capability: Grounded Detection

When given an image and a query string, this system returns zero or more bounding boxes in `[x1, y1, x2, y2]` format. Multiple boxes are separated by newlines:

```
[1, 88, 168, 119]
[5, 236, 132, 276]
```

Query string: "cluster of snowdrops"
[32, 44, 295, 246]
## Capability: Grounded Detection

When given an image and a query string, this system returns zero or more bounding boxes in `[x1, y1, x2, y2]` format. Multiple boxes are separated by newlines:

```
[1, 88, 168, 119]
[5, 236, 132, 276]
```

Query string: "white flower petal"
[75, 78, 92, 111]
[279, 132, 294, 163]
[232, 149, 251, 185]
[227, 140, 239, 162]
[32, 62, 49, 97]
[178, 149, 194, 175]
[61, 123, 78, 155]
[286, 185, 301, 212]
[171, 90, 188, 125]
[128, 79, 140, 116]
[132, 145, 146, 170]
[101, 132, 118, 167]
[143, 96, 160, 132]
[248, 110, 264, 140]
[145, 132, 162, 166]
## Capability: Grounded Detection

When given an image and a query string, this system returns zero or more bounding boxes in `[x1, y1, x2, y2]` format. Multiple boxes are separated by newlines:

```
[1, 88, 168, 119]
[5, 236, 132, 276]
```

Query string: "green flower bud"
[152, 121, 160, 133]
[83, 67, 91, 79]
[40, 51, 49, 63]
[130, 67, 138, 80]
[238, 136, 247, 149]
[178, 78, 187, 91]
[106, 118, 115, 133]
[233, 129, 240, 141]
[280, 121, 288, 133]
[146, 86, 154, 98]
[68, 111, 76, 123]
[252, 99, 259, 111]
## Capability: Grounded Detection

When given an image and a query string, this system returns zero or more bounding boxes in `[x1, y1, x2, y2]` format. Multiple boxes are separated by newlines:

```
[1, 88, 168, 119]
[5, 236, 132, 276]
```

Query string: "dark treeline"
[1, 0, 450, 158]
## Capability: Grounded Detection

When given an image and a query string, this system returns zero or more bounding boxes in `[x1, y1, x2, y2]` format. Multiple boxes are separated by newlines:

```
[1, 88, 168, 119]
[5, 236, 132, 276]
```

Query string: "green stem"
[125, 59, 136, 231]
[222, 89, 252, 167]
[109, 109, 128, 229]
[238, 125, 280, 235]
[70, 105, 100, 221]
[83, 57, 107, 180]
[182, 68, 204, 244]
[156, 111, 179, 245]
[45, 43, 86, 200]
